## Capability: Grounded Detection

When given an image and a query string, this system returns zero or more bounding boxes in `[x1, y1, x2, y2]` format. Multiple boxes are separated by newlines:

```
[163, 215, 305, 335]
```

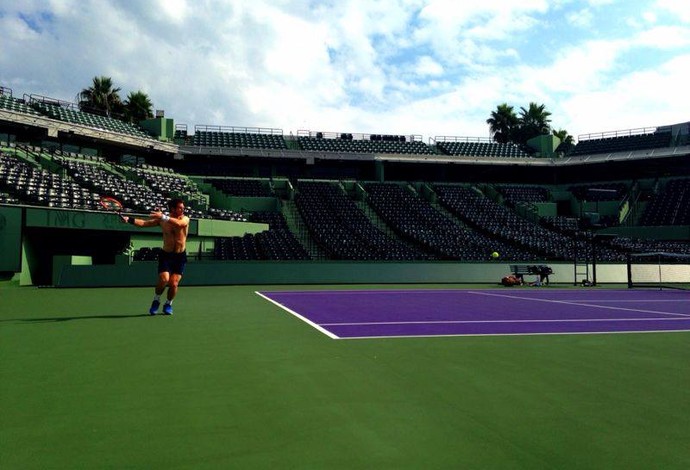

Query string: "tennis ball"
[491, 251, 500, 259]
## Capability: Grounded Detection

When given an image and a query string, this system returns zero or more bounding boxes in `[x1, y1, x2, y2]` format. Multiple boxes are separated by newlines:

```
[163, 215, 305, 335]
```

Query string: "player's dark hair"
[167, 198, 184, 210]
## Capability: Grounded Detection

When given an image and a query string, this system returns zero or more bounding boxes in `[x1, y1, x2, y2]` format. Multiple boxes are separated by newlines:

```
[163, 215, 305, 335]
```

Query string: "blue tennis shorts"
[157, 250, 187, 275]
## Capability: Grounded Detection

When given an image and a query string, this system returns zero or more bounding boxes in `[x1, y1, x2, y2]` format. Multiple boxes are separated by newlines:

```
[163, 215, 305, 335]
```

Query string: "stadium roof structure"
[178, 137, 690, 168]
[0, 107, 177, 154]
[2, 84, 689, 166]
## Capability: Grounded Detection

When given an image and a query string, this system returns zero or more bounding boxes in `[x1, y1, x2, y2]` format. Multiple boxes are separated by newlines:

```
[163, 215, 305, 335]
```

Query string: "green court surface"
[1, 283, 689, 469]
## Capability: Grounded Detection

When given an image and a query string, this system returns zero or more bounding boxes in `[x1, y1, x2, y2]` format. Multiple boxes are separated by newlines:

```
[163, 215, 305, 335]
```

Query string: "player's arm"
[149, 211, 190, 228]
[120, 215, 160, 228]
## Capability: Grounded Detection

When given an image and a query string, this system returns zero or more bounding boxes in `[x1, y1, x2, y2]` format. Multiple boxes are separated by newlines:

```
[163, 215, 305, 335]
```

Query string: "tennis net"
[627, 252, 690, 290]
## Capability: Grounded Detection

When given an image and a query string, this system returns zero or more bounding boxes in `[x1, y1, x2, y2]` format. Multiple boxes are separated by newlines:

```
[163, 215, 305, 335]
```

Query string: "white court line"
[255, 289, 690, 339]
[255, 292, 340, 339]
[321, 317, 690, 326]
[563, 299, 690, 303]
[340, 329, 690, 340]
[468, 291, 690, 318]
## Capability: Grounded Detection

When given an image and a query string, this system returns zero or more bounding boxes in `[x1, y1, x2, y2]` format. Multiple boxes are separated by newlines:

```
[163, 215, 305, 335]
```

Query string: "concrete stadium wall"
[52, 260, 628, 288]
[0, 206, 634, 288]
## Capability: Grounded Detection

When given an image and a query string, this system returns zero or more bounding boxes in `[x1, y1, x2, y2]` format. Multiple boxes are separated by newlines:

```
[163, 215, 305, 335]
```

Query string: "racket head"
[99, 196, 123, 212]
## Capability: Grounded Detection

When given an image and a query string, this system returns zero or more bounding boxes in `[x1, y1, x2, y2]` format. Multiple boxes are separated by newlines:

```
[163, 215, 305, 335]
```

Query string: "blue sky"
[1, 0, 689, 142]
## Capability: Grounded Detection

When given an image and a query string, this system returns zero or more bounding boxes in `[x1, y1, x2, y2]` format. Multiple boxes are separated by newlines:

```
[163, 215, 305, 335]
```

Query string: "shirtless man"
[122, 198, 190, 315]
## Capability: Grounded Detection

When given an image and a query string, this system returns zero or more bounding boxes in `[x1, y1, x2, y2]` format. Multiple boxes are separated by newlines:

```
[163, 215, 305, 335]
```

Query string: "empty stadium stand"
[364, 182, 537, 261]
[6, 82, 690, 272]
[0, 92, 42, 116]
[638, 178, 690, 226]
[214, 234, 261, 261]
[433, 184, 626, 262]
[540, 215, 580, 234]
[206, 208, 248, 222]
[436, 139, 532, 158]
[208, 178, 274, 197]
[192, 126, 287, 149]
[248, 211, 310, 260]
[295, 181, 429, 260]
[31, 98, 150, 138]
[0, 151, 102, 210]
[56, 157, 164, 212]
[496, 184, 550, 205]
[125, 163, 207, 208]
[570, 130, 671, 156]
[213, 212, 309, 261]
[298, 133, 434, 155]
[606, 237, 690, 255]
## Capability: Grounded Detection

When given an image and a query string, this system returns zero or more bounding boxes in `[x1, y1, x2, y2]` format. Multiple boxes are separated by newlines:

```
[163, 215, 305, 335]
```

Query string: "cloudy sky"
[1, 0, 689, 142]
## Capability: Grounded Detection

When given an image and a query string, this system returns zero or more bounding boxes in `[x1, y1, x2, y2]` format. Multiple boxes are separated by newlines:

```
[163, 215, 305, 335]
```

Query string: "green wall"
[0, 206, 22, 272]
[140, 117, 175, 140]
[195, 181, 279, 212]
[0, 206, 671, 288]
[14, 207, 268, 285]
[52, 260, 611, 288]
[23, 207, 267, 236]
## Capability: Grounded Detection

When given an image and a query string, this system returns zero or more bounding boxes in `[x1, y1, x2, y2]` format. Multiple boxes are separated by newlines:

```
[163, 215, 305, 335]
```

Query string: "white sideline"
[255, 291, 340, 339]
[467, 290, 690, 318]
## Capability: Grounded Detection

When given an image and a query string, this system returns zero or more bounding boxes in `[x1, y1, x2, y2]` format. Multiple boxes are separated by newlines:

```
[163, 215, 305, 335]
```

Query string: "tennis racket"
[99, 196, 125, 220]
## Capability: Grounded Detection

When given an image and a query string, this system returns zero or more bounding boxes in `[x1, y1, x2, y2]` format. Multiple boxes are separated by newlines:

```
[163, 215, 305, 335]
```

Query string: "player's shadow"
[2, 314, 152, 323]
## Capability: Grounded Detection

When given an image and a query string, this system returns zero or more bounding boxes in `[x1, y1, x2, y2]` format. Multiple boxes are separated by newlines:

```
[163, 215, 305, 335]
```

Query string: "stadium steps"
[337, 181, 395, 238]
[417, 183, 469, 228]
[354, 199, 431, 255]
[429, 200, 470, 229]
[280, 199, 328, 260]
[628, 200, 648, 225]
[354, 200, 395, 236]
[11, 144, 42, 165]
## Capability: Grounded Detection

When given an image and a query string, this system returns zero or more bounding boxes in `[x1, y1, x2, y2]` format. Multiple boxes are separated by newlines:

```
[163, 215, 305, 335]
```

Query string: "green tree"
[124, 90, 154, 123]
[78, 76, 123, 117]
[552, 128, 574, 145]
[516, 102, 552, 144]
[486, 103, 519, 144]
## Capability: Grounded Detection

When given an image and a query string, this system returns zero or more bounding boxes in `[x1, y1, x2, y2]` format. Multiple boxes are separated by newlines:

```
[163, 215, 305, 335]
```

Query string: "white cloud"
[566, 8, 594, 28]
[655, 0, 690, 24]
[633, 25, 690, 48]
[531, 38, 626, 94]
[0, 0, 688, 142]
[642, 11, 657, 24]
[414, 56, 444, 77]
[154, 0, 189, 25]
[414, 1, 549, 68]
[557, 53, 690, 136]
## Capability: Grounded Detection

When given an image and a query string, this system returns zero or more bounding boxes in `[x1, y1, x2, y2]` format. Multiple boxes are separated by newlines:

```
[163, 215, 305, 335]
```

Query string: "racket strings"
[100, 196, 123, 211]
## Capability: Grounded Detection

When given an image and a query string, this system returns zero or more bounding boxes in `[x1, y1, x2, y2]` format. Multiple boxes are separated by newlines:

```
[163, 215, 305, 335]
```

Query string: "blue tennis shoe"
[163, 303, 173, 315]
[149, 299, 160, 315]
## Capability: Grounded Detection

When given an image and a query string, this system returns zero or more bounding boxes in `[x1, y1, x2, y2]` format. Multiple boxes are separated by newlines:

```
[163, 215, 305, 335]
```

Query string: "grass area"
[1, 284, 689, 469]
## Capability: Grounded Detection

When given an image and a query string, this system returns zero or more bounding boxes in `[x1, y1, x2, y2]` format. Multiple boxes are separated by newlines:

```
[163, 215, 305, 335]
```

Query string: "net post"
[626, 253, 632, 288]
[592, 232, 597, 287]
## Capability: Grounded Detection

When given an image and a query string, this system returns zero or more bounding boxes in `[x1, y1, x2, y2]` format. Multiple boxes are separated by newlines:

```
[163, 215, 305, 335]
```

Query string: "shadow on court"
[0, 314, 153, 323]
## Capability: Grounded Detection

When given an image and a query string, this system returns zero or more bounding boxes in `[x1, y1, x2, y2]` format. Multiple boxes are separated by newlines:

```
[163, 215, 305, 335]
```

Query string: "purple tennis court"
[257, 288, 690, 339]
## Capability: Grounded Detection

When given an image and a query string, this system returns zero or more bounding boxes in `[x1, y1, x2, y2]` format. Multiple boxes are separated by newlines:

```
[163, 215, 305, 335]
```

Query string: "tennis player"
[121, 198, 190, 315]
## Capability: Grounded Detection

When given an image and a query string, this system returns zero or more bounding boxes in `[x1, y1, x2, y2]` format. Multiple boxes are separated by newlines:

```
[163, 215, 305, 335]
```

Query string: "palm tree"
[486, 103, 518, 144]
[517, 102, 552, 144]
[552, 128, 574, 145]
[78, 76, 123, 117]
[123, 90, 154, 123]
